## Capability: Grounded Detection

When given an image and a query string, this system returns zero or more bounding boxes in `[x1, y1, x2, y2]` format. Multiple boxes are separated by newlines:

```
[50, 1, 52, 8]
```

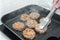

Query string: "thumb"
[55, 1, 60, 8]
[53, 0, 59, 5]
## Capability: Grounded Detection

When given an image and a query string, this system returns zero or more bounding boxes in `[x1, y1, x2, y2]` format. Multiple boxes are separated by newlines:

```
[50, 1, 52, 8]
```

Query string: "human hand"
[53, 0, 60, 8]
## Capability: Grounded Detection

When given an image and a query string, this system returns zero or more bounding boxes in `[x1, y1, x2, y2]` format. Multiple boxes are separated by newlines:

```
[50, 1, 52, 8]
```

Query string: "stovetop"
[0, 24, 60, 40]
[0, 24, 21, 40]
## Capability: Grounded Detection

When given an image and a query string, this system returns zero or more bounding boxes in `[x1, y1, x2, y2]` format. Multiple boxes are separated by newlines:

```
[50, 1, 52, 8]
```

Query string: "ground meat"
[20, 13, 30, 21]
[26, 19, 38, 28]
[23, 28, 36, 39]
[30, 11, 40, 19]
[12, 21, 25, 31]
[35, 26, 47, 34]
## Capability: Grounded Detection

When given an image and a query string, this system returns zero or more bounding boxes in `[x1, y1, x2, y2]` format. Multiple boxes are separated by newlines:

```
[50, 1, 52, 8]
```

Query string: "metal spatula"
[39, 0, 60, 30]
[38, 0, 60, 30]
[39, 8, 57, 30]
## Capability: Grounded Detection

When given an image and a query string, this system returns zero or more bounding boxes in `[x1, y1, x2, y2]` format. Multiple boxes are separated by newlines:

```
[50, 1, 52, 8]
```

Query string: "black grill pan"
[1, 5, 60, 40]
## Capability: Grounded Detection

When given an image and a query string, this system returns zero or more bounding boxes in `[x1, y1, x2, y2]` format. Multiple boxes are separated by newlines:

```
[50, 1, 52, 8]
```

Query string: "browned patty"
[12, 21, 25, 31]
[39, 17, 45, 22]
[21, 13, 30, 21]
[23, 28, 36, 39]
[35, 26, 47, 34]
[26, 19, 38, 28]
[30, 11, 40, 19]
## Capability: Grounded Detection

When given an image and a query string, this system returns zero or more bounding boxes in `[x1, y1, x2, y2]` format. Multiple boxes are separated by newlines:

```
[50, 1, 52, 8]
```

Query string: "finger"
[53, 0, 59, 5]
[55, 1, 60, 8]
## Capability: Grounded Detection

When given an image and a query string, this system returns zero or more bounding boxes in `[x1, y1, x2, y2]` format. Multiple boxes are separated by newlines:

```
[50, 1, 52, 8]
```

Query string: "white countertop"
[0, 32, 11, 40]
[0, 0, 60, 40]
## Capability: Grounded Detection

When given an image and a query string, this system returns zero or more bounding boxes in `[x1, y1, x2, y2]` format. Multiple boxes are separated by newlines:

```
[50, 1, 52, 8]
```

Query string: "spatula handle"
[46, 8, 57, 19]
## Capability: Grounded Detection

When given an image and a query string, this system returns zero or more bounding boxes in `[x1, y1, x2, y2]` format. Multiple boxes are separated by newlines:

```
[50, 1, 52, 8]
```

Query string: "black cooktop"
[0, 24, 21, 40]
[0, 24, 60, 40]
